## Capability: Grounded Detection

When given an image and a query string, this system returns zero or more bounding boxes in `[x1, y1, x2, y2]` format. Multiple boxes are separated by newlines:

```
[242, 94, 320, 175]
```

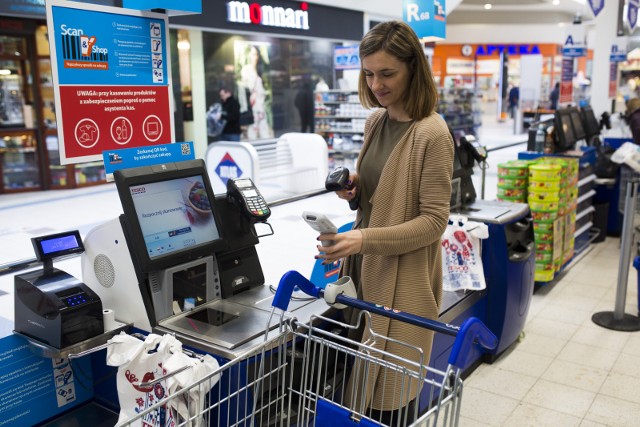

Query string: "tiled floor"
[460, 237, 640, 427]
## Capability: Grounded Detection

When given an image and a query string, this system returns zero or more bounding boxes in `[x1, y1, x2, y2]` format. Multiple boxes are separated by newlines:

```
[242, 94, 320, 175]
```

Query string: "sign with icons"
[402, 0, 446, 40]
[46, 0, 174, 164]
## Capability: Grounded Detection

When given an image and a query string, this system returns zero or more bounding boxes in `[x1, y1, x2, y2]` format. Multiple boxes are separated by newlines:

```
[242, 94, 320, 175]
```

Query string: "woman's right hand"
[336, 173, 358, 202]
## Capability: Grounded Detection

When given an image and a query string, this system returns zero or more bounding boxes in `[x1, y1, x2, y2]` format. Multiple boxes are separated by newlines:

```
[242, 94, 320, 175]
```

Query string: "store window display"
[238, 43, 273, 139]
[202, 34, 335, 140]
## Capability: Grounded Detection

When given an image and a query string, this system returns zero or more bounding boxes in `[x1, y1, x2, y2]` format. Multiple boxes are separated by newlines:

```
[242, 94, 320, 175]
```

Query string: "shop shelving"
[314, 89, 369, 169]
[437, 88, 482, 139]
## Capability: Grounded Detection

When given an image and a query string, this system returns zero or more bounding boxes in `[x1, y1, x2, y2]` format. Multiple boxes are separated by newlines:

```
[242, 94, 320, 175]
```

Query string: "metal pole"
[481, 161, 486, 200]
[614, 180, 638, 319]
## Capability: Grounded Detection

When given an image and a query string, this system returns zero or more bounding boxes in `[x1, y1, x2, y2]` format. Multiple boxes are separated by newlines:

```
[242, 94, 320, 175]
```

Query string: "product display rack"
[314, 89, 370, 170]
[437, 88, 481, 140]
[518, 146, 598, 285]
[0, 23, 106, 194]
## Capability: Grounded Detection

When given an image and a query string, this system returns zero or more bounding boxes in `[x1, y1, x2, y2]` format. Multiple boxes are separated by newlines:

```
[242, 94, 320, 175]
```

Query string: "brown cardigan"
[342, 108, 453, 411]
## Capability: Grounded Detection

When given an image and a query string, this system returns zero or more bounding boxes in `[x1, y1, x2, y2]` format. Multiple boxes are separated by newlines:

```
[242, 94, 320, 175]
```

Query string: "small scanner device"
[302, 211, 338, 247]
[15, 230, 103, 348]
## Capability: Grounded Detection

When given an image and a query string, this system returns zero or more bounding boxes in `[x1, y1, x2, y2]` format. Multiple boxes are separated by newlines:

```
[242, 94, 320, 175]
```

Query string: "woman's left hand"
[315, 230, 363, 264]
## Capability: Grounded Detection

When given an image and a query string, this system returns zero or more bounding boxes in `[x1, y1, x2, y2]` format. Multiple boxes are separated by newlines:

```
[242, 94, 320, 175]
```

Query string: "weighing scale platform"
[155, 284, 329, 360]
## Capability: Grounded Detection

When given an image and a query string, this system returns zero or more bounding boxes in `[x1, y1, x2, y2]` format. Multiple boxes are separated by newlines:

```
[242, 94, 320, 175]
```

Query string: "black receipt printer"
[14, 231, 103, 348]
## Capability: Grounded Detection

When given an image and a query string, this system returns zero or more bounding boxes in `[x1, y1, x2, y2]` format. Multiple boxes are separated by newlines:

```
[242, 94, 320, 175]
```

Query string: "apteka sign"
[227, 1, 309, 30]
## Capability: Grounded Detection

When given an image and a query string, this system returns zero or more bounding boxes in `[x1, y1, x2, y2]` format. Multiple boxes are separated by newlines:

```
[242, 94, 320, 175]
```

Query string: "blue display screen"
[40, 235, 80, 255]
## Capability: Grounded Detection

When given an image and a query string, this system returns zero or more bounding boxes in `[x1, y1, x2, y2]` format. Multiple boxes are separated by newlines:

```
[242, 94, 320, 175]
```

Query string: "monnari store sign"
[227, 1, 309, 30]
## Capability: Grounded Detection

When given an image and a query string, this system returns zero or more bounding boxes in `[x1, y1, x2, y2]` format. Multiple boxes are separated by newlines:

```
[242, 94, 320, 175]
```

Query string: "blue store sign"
[215, 152, 244, 186]
[402, 0, 446, 40]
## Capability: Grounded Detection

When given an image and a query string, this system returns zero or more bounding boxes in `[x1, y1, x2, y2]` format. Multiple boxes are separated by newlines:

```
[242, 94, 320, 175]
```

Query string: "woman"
[240, 45, 273, 139]
[315, 21, 453, 424]
[626, 97, 640, 144]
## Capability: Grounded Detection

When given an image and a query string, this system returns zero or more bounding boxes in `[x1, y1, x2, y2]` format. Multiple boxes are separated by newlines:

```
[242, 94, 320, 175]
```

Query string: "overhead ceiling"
[448, 0, 591, 26]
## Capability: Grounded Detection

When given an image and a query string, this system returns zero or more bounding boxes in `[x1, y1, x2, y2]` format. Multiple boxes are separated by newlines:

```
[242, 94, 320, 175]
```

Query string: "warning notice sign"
[47, 0, 174, 164]
[59, 85, 171, 159]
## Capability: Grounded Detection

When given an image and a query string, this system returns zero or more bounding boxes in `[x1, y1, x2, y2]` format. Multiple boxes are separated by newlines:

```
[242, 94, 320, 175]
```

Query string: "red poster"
[609, 63, 618, 99]
[59, 85, 172, 159]
[559, 82, 573, 104]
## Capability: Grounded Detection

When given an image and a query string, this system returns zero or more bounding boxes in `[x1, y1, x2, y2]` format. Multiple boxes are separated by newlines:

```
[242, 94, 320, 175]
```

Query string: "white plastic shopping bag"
[106, 333, 179, 427]
[164, 349, 220, 427]
[611, 142, 640, 173]
[441, 215, 488, 292]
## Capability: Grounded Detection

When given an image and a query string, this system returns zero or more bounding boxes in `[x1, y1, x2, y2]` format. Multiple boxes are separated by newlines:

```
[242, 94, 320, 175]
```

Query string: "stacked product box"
[496, 160, 531, 203]
[528, 162, 564, 282]
[538, 157, 579, 265]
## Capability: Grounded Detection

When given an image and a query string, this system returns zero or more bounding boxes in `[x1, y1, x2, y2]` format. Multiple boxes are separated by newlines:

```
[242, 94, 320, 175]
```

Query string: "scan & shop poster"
[46, 0, 174, 164]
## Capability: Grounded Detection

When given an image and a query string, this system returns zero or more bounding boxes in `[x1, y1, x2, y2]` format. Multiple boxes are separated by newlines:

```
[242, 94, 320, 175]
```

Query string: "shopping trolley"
[115, 270, 497, 427]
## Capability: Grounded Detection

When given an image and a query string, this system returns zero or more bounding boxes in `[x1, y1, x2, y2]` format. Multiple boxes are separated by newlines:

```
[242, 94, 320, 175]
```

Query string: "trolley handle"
[272, 270, 498, 367]
[272, 270, 321, 311]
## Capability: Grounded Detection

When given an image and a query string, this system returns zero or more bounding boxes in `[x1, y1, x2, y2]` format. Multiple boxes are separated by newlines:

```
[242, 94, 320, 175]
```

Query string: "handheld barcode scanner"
[325, 167, 358, 211]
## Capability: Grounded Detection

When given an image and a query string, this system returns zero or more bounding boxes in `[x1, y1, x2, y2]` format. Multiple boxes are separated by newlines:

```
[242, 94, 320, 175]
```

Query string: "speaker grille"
[94, 254, 115, 288]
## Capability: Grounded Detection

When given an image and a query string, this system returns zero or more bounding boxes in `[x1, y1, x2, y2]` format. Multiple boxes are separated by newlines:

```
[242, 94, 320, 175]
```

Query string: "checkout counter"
[6, 148, 535, 425]
[7, 159, 340, 426]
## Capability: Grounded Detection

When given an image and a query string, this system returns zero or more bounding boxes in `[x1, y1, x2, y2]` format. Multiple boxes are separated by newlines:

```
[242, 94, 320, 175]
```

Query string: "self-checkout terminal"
[14, 230, 104, 348]
[81, 159, 319, 358]
[450, 134, 535, 361]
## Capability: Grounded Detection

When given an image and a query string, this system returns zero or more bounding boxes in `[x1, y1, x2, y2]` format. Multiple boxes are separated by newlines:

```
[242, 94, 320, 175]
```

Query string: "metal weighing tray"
[156, 284, 332, 360]
[158, 299, 276, 351]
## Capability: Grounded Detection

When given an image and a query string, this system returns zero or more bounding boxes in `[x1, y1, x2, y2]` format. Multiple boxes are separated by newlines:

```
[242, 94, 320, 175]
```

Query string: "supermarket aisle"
[460, 238, 640, 427]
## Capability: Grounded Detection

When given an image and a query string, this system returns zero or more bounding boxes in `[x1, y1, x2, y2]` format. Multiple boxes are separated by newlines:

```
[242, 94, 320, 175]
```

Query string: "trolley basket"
[114, 270, 497, 427]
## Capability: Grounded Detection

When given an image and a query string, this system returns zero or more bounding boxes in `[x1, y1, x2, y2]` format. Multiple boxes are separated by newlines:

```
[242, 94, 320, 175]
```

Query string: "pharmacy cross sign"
[588, 0, 604, 17]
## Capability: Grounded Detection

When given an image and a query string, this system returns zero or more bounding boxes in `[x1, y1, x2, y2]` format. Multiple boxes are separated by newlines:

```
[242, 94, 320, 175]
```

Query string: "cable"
[269, 284, 316, 301]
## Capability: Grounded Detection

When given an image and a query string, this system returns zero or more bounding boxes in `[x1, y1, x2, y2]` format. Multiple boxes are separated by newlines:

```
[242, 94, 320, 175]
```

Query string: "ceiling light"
[484, 3, 492, 9]
[552, 0, 560, 5]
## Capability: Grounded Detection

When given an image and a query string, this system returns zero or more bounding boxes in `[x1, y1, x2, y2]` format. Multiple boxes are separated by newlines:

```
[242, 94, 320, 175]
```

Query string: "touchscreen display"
[130, 175, 221, 259]
[560, 113, 575, 146]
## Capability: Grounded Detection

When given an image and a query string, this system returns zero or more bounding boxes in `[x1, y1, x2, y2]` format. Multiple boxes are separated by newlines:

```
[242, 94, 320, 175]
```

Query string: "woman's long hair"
[358, 21, 438, 120]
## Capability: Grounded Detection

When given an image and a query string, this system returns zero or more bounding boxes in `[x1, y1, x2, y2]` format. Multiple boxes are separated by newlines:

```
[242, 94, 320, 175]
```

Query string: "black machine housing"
[15, 268, 103, 348]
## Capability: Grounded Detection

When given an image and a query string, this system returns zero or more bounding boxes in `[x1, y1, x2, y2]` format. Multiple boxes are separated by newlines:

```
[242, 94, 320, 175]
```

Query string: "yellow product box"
[535, 260, 554, 270]
[497, 186, 527, 199]
[498, 176, 528, 188]
[535, 270, 555, 282]
[529, 163, 564, 181]
[564, 210, 576, 238]
[564, 235, 575, 256]
[536, 241, 554, 253]
[529, 179, 560, 191]
[498, 160, 531, 178]
[553, 215, 564, 262]
[531, 210, 559, 222]
[529, 199, 560, 212]
[535, 251, 554, 263]
[533, 220, 554, 232]
[534, 230, 554, 243]
[528, 187, 561, 200]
